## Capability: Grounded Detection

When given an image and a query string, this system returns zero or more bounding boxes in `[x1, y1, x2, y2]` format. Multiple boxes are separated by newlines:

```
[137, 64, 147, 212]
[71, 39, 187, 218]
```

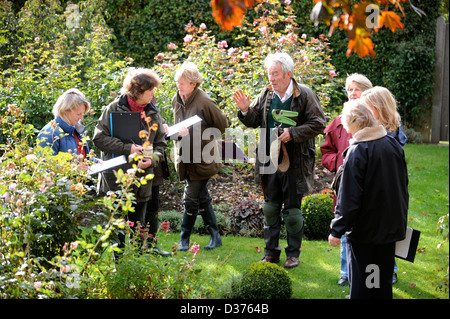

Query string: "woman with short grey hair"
[174, 62, 203, 88]
[172, 62, 228, 251]
[329, 100, 409, 299]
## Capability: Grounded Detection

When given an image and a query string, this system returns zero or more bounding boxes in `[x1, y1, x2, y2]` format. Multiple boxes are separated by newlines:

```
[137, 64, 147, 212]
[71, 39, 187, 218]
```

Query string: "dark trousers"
[346, 239, 395, 299]
[262, 170, 303, 258]
[117, 186, 161, 250]
[183, 176, 212, 213]
[179, 176, 220, 249]
[181, 176, 218, 229]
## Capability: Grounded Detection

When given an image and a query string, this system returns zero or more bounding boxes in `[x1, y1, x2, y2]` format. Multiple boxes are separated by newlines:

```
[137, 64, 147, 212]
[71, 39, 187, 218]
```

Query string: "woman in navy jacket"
[329, 100, 409, 299]
[37, 88, 92, 170]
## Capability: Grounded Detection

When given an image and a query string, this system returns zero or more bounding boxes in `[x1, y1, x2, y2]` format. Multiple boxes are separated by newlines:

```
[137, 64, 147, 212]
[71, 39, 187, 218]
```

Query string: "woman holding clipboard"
[93, 68, 169, 257]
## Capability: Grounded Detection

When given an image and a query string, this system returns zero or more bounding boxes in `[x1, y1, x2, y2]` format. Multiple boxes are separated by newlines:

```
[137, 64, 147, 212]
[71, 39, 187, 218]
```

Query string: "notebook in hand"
[395, 227, 421, 263]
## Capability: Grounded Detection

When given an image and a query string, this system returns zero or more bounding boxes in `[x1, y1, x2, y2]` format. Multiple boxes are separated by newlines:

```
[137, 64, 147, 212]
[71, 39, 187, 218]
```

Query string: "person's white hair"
[345, 73, 373, 92]
[264, 52, 294, 76]
[341, 100, 377, 133]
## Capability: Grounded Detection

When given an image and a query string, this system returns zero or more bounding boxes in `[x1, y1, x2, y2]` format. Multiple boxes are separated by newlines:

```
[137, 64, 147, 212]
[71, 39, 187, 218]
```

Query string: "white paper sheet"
[166, 115, 202, 137]
[395, 227, 413, 259]
[88, 155, 127, 175]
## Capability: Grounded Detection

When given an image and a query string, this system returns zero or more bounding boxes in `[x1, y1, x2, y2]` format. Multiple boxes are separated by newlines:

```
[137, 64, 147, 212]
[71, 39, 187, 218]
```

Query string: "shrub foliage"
[302, 192, 334, 240]
[230, 262, 293, 299]
[0, 0, 443, 299]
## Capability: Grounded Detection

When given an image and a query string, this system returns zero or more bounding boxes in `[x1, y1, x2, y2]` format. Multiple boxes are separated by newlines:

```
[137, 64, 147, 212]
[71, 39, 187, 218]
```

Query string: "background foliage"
[0, 0, 448, 300]
[0, 0, 129, 145]
[99, 0, 443, 129]
[327, 0, 442, 128]
[1, 0, 445, 142]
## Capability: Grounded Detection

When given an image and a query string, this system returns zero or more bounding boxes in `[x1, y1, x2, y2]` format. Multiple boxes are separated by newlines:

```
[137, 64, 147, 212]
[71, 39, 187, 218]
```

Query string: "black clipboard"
[109, 112, 141, 144]
[395, 227, 421, 263]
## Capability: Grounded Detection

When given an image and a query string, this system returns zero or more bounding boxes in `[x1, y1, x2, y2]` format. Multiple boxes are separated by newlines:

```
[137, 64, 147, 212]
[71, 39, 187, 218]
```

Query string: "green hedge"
[101, 0, 442, 129]
[302, 192, 334, 240]
[323, 0, 441, 128]
[3, 0, 442, 136]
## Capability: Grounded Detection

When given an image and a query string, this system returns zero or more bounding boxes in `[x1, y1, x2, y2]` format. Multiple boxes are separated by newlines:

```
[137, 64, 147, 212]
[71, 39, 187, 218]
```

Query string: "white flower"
[26, 154, 38, 161]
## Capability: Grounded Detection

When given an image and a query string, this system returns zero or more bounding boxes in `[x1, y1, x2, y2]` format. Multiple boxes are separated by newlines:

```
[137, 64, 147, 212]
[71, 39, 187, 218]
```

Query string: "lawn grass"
[158, 144, 449, 299]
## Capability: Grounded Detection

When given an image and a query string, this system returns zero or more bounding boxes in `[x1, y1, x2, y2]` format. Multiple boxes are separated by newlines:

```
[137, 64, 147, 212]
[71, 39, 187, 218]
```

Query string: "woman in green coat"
[172, 62, 228, 251]
[93, 68, 169, 256]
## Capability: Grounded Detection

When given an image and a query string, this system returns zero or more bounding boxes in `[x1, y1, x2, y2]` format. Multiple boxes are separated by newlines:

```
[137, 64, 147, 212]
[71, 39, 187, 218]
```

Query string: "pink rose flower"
[191, 244, 200, 256]
[218, 40, 228, 49]
[154, 53, 164, 61]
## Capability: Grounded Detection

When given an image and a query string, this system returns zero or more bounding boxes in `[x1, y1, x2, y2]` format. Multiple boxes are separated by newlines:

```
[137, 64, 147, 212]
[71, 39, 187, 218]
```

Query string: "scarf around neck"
[127, 96, 147, 112]
[350, 125, 387, 144]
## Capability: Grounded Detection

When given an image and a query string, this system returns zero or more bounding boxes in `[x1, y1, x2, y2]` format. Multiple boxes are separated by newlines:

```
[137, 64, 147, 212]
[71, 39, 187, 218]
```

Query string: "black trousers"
[118, 186, 161, 250]
[262, 170, 303, 258]
[346, 239, 395, 299]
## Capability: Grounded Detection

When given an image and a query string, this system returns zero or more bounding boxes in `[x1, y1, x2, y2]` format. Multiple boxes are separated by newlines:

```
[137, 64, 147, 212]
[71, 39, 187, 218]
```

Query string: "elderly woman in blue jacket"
[37, 88, 94, 170]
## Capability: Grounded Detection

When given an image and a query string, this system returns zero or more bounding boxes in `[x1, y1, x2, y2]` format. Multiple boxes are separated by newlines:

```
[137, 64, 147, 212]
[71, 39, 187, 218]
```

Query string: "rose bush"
[151, 0, 344, 130]
[0, 103, 215, 298]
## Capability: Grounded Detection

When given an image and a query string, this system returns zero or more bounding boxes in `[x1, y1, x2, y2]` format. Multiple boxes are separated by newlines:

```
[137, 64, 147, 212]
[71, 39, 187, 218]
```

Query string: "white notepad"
[88, 155, 127, 175]
[166, 115, 202, 137]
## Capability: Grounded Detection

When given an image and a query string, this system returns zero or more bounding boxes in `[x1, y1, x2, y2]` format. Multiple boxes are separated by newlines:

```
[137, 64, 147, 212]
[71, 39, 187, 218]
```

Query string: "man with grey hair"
[233, 52, 326, 268]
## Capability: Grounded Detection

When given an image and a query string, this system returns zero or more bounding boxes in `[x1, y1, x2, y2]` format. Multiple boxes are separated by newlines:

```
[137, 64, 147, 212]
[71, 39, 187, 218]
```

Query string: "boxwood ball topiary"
[302, 192, 334, 240]
[236, 262, 292, 299]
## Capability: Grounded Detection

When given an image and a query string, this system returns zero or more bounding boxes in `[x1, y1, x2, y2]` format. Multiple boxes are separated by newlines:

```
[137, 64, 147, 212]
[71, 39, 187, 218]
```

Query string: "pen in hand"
[130, 139, 143, 155]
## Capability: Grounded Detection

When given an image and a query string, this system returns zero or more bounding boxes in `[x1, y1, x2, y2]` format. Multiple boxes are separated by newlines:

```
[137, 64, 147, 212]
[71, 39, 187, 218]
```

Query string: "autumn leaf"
[139, 130, 148, 139]
[375, 10, 404, 33]
[309, 1, 423, 58]
[150, 123, 159, 131]
[346, 27, 375, 58]
[211, 0, 257, 30]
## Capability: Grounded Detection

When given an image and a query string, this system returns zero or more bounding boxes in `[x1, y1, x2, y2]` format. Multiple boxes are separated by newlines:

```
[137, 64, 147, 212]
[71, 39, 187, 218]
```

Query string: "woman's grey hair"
[121, 68, 161, 101]
[264, 52, 294, 76]
[341, 100, 377, 133]
[345, 73, 373, 92]
[174, 62, 203, 86]
[53, 88, 90, 123]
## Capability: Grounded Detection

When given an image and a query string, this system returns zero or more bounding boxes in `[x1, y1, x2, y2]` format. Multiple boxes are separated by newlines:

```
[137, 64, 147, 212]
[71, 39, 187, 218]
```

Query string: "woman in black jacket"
[328, 100, 409, 299]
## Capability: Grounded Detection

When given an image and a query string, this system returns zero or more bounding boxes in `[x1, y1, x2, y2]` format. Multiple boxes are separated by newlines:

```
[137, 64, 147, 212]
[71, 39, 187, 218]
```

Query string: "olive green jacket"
[172, 88, 228, 181]
[93, 95, 167, 202]
[238, 79, 326, 194]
